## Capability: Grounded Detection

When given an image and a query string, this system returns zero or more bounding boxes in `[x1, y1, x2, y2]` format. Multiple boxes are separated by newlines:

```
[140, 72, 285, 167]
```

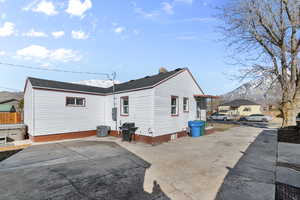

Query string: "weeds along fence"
[0, 112, 22, 124]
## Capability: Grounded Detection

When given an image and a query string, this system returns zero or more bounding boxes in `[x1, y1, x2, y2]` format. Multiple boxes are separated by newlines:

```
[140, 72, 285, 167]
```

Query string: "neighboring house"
[0, 99, 20, 112]
[24, 68, 212, 144]
[0, 104, 16, 112]
[218, 99, 261, 116]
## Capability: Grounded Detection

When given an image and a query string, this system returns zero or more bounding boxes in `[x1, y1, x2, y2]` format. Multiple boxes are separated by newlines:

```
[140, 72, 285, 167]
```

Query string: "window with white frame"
[66, 97, 86, 107]
[171, 96, 179, 116]
[183, 97, 189, 112]
[121, 96, 129, 116]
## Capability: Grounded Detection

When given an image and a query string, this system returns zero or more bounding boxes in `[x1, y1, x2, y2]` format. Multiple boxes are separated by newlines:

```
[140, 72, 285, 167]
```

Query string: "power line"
[0, 62, 112, 78]
[0, 86, 21, 91]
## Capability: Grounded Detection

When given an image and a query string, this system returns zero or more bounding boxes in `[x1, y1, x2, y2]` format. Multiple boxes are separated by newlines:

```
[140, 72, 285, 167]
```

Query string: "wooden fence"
[0, 112, 22, 124]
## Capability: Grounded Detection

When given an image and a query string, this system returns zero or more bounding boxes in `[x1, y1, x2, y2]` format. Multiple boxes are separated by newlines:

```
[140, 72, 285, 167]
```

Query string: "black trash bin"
[119, 123, 138, 142]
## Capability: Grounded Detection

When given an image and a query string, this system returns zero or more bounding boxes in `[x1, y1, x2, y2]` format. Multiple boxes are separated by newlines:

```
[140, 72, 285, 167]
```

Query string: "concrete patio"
[0, 126, 266, 200]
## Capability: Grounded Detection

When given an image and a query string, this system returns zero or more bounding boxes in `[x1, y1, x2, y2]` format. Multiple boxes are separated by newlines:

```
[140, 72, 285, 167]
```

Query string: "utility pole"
[111, 72, 117, 130]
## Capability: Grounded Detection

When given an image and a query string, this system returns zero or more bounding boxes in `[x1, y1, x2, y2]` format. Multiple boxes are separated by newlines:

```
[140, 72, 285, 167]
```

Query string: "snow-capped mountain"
[222, 81, 281, 106]
[74, 80, 120, 88]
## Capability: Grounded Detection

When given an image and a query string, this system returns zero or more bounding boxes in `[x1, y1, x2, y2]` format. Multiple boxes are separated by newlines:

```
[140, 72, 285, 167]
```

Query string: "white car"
[245, 114, 272, 122]
[210, 113, 234, 121]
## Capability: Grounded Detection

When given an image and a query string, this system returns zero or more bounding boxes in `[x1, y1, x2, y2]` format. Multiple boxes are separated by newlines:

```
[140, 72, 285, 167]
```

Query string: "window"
[183, 97, 189, 112]
[121, 96, 129, 116]
[66, 97, 86, 107]
[243, 107, 252, 112]
[171, 96, 179, 116]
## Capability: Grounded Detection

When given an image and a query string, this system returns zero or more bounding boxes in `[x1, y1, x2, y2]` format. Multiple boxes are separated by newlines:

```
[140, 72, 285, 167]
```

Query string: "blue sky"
[0, 0, 239, 95]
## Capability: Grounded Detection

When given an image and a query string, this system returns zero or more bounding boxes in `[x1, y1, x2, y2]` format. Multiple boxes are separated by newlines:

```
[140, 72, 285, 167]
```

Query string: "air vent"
[175, 68, 182, 71]
[144, 76, 150, 78]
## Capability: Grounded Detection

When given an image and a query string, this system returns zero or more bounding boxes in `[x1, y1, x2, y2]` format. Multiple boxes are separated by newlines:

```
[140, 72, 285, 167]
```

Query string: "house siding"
[218, 105, 262, 116]
[24, 82, 34, 135]
[238, 105, 262, 116]
[33, 89, 105, 136]
[153, 70, 204, 137]
[104, 88, 154, 136]
[25, 69, 207, 142]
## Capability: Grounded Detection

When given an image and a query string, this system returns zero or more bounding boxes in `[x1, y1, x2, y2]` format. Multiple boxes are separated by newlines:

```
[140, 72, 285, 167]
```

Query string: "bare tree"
[219, 0, 300, 127]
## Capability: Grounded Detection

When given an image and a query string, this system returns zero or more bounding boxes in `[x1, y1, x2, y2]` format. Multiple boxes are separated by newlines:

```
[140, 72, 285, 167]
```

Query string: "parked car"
[210, 113, 235, 121]
[244, 114, 272, 122]
[296, 113, 300, 127]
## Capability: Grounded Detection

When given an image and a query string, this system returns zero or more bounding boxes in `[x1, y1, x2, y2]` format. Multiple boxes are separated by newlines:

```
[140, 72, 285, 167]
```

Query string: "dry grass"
[208, 123, 239, 132]
[0, 144, 30, 152]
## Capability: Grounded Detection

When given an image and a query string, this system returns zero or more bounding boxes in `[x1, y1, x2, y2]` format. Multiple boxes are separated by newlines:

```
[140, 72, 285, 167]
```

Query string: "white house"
[24, 68, 212, 144]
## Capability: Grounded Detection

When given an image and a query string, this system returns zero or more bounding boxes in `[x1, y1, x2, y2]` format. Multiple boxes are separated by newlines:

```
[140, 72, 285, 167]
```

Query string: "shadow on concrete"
[0, 141, 171, 200]
[215, 129, 277, 200]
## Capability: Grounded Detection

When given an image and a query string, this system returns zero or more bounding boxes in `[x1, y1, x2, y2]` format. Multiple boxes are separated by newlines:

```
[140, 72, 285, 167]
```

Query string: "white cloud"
[162, 2, 174, 15]
[17, 45, 49, 59]
[132, 2, 159, 18]
[133, 29, 140, 35]
[23, 29, 48, 37]
[0, 51, 6, 56]
[52, 31, 65, 38]
[40, 63, 51, 68]
[0, 22, 15, 37]
[16, 45, 81, 62]
[50, 48, 81, 62]
[0, 0, 6, 3]
[174, 0, 193, 4]
[114, 27, 125, 34]
[24, 0, 58, 15]
[71, 30, 88, 39]
[66, 0, 92, 17]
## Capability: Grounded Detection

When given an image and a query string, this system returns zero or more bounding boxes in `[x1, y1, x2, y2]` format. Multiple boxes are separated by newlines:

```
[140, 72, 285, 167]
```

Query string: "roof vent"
[159, 67, 168, 74]
[175, 68, 182, 71]
[144, 76, 150, 78]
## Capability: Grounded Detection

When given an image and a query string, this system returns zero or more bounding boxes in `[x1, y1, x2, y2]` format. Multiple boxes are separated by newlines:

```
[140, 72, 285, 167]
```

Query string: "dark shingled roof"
[28, 77, 109, 94]
[28, 68, 185, 94]
[220, 99, 260, 107]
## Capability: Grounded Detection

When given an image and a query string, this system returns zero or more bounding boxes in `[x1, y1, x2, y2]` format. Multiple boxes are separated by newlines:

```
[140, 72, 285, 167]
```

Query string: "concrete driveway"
[0, 126, 264, 200]
[87, 126, 264, 200]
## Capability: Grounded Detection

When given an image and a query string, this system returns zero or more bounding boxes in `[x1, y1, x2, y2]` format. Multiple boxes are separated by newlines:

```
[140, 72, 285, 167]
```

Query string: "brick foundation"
[109, 130, 188, 145]
[30, 128, 214, 144]
[30, 130, 97, 142]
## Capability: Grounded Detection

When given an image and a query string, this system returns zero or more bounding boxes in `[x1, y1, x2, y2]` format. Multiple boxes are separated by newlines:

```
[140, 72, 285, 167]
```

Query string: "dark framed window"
[183, 97, 189, 112]
[243, 107, 252, 111]
[120, 96, 129, 116]
[66, 97, 86, 107]
[171, 96, 179, 116]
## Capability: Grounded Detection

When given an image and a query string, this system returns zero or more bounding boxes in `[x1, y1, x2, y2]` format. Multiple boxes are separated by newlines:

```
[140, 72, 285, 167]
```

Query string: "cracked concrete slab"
[0, 126, 265, 200]
[278, 142, 300, 166]
[215, 129, 277, 200]
[276, 166, 300, 188]
[0, 141, 170, 200]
